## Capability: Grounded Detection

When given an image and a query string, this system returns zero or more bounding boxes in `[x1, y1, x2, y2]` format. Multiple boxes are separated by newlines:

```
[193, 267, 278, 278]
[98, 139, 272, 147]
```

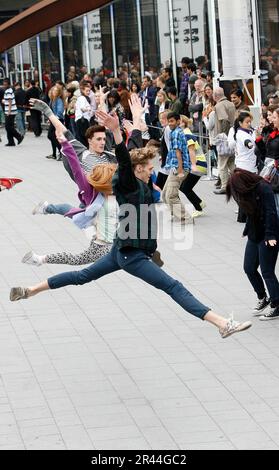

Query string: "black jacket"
[243, 181, 279, 243]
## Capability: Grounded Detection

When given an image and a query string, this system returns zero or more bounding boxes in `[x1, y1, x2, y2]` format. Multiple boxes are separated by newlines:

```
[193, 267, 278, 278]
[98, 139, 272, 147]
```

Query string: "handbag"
[260, 161, 279, 192]
[215, 133, 235, 157]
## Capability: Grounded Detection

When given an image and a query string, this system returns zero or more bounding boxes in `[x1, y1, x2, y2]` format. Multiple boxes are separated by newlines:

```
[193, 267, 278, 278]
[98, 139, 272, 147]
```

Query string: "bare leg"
[204, 310, 227, 329]
[28, 281, 50, 297]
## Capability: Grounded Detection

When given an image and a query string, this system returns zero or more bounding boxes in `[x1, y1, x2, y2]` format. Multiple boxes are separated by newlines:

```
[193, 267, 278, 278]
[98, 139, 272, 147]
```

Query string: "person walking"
[3, 78, 24, 147]
[227, 169, 279, 321]
[161, 112, 192, 223]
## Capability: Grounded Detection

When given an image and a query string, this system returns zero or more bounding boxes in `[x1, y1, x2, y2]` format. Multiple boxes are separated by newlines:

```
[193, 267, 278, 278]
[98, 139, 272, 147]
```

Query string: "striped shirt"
[81, 150, 117, 173]
[4, 88, 17, 115]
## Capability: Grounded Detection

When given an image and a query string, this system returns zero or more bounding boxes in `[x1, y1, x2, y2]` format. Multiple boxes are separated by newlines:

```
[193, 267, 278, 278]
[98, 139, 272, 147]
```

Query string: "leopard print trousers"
[45, 238, 112, 266]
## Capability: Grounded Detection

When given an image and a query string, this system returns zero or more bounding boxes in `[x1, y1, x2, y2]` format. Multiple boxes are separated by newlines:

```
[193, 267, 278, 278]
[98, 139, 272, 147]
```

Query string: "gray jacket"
[214, 97, 236, 136]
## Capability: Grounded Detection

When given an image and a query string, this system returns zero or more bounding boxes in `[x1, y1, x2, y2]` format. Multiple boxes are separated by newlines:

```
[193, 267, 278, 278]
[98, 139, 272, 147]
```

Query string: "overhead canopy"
[0, 0, 111, 52]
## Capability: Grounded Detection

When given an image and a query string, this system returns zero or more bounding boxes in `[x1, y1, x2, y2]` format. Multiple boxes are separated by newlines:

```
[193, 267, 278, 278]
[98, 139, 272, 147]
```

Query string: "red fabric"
[268, 130, 279, 140]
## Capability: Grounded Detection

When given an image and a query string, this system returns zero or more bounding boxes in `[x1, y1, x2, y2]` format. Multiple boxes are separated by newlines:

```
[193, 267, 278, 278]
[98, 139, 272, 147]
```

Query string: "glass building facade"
[0, 0, 278, 91]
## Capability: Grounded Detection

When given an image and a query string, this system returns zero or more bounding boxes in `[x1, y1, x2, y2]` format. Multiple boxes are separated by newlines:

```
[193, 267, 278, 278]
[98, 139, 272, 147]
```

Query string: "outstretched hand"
[123, 119, 135, 134]
[29, 98, 53, 118]
[128, 94, 145, 121]
[95, 110, 120, 131]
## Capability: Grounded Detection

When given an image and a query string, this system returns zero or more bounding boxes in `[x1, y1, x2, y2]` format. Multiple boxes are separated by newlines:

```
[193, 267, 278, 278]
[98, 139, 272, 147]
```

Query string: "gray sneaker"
[219, 318, 252, 339]
[10, 287, 30, 301]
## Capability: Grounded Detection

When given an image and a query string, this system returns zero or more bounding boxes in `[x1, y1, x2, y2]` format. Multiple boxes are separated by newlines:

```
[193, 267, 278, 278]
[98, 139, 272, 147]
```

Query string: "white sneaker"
[32, 201, 48, 215]
[22, 251, 44, 266]
[192, 210, 204, 219]
[219, 318, 252, 339]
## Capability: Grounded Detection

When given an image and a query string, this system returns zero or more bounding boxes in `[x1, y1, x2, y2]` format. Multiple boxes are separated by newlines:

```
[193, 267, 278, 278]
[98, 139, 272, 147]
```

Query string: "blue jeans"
[15, 110, 26, 135]
[48, 246, 210, 320]
[45, 203, 73, 215]
[244, 239, 279, 305]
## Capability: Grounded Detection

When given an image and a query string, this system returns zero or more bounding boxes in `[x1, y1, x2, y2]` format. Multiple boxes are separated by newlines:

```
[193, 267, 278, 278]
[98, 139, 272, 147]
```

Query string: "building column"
[19, 43, 24, 85]
[83, 14, 91, 73]
[251, 0, 262, 106]
[207, 0, 220, 87]
[36, 35, 43, 90]
[168, 0, 178, 87]
[57, 25, 65, 82]
[136, 0, 144, 78]
[110, 5, 118, 77]
[4, 52, 9, 78]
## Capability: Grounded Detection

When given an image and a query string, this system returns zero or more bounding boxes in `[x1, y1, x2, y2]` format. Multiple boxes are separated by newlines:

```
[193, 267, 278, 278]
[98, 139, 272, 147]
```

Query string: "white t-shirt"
[95, 195, 119, 244]
[75, 95, 92, 122]
[228, 127, 258, 173]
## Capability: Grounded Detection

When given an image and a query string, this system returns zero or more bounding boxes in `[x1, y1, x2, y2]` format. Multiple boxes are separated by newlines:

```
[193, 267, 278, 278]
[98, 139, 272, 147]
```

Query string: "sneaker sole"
[22, 252, 34, 264]
[253, 303, 270, 315]
[221, 321, 252, 339]
[259, 315, 279, 321]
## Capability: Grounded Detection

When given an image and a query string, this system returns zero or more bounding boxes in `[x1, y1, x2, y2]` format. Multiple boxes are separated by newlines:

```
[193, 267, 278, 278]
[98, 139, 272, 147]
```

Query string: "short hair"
[80, 80, 91, 88]
[196, 56, 206, 66]
[230, 88, 244, 100]
[3, 77, 10, 85]
[131, 81, 141, 93]
[163, 67, 172, 77]
[167, 111, 180, 121]
[14, 82, 21, 87]
[85, 125, 106, 140]
[181, 57, 192, 65]
[167, 86, 177, 96]
[130, 147, 156, 169]
[143, 75, 152, 82]
[187, 63, 197, 73]
[213, 87, 225, 99]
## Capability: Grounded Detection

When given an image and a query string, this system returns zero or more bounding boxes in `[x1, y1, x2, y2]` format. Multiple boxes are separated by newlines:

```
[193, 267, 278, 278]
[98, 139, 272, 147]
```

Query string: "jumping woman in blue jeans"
[9, 96, 252, 339]
[227, 169, 279, 320]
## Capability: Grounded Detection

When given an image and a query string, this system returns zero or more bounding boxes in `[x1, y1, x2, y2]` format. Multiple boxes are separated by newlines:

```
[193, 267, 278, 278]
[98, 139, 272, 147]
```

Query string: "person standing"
[230, 89, 250, 118]
[14, 82, 26, 136]
[75, 82, 93, 148]
[168, 87, 183, 115]
[213, 87, 236, 194]
[3, 78, 24, 147]
[46, 85, 65, 159]
[189, 79, 204, 134]
[25, 80, 42, 137]
[227, 169, 279, 321]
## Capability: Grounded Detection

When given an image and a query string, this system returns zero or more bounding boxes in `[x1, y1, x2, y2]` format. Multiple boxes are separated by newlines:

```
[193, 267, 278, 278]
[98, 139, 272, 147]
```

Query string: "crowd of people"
[1, 53, 279, 328]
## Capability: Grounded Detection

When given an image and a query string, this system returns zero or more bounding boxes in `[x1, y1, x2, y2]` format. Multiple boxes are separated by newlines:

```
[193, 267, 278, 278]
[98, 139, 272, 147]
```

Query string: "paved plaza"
[0, 132, 279, 450]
